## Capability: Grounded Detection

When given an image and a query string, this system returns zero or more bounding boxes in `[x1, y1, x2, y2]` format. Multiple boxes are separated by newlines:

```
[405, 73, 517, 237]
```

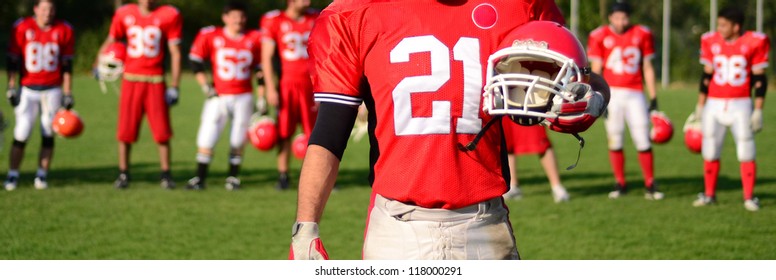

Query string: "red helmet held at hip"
[650, 111, 674, 144]
[247, 115, 278, 151]
[683, 114, 702, 154]
[292, 133, 309, 160]
[52, 110, 84, 138]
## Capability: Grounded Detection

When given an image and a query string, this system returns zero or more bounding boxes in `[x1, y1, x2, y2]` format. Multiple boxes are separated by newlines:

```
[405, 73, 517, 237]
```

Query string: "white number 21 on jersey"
[390, 36, 482, 136]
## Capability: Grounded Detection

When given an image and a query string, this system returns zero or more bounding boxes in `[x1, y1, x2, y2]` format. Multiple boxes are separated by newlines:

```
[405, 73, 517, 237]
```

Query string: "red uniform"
[8, 17, 74, 87]
[108, 4, 182, 143]
[260, 9, 319, 138]
[502, 122, 551, 155]
[587, 25, 655, 91]
[700, 31, 770, 99]
[310, 0, 564, 209]
[189, 27, 262, 95]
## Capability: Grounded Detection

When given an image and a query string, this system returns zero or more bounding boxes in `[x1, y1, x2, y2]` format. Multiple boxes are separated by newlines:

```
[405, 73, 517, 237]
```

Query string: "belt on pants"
[375, 194, 503, 223]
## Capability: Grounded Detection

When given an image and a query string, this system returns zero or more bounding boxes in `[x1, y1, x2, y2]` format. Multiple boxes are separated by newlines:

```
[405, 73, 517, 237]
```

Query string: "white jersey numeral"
[25, 42, 59, 73]
[281, 31, 310, 61]
[712, 55, 748, 87]
[390, 36, 482, 136]
[127, 26, 162, 58]
[216, 48, 252, 81]
[605, 46, 641, 75]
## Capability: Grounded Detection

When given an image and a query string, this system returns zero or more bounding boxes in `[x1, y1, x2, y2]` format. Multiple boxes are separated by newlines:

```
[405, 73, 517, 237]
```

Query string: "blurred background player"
[260, 0, 319, 190]
[587, 2, 663, 200]
[94, 0, 183, 189]
[502, 123, 569, 203]
[692, 7, 770, 211]
[4, 0, 75, 191]
[186, 2, 263, 191]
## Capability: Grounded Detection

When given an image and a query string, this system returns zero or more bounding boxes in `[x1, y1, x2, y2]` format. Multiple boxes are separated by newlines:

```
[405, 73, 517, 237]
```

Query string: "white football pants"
[196, 93, 253, 150]
[363, 194, 519, 260]
[14, 87, 62, 141]
[604, 87, 651, 151]
[702, 97, 755, 161]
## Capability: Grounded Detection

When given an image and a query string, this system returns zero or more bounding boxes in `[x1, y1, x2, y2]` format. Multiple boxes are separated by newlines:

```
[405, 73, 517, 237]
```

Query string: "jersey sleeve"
[251, 31, 263, 69]
[259, 14, 277, 45]
[309, 8, 363, 105]
[531, 0, 566, 25]
[699, 33, 714, 67]
[751, 34, 770, 71]
[108, 8, 126, 40]
[165, 7, 183, 45]
[62, 22, 76, 59]
[641, 27, 656, 60]
[188, 29, 210, 63]
[587, 29, 603, 63]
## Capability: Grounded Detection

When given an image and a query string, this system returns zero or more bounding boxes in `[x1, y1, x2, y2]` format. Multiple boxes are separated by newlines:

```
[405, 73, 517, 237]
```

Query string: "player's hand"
[544, 82, 606, 134]
[266, 87, 279, 108]
[649, 98, 658, 112]
[751, 108, 763, 133]
[201, 84, 216, 99]
[165, 87, 179, 106]
[255, 97, 268, 116]
[289, 222, 329, 260]
[7, 87, 20, 107]
[62, 94, 75, 110]
[687, 104, 703, 124]
[92, 67, 101, 81]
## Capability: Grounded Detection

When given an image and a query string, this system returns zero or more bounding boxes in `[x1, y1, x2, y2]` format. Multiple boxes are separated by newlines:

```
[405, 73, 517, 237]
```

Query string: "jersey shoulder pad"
[115, 3, 137, 15]
[12, 17, 27, 28]
[199, 25, 217, 34]
[701, 31, 716, 40]
[264, 9, 281, 18]
[589, 26, 607, 37]
[635, 25, 652, 34]
[159, 5, 181, 15]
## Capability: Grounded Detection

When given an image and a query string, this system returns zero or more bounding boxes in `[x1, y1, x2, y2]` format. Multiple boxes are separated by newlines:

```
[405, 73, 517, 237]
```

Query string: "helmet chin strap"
[566, 132, 584, 170]
[459, 116, 502, 151]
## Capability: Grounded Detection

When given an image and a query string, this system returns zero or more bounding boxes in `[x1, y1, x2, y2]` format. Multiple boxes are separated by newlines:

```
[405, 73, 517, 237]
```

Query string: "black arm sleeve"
[699, 72, 712, 95]
[752, 74, 767, 98]
[308, 101, 359, 161]
[61, 58, 73, 73]
[190, 60, 206, 73]
[6, 54, 20, 73]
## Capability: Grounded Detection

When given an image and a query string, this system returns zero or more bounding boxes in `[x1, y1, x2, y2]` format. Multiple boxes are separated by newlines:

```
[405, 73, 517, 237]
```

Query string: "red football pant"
[117, 80, 172, 143]
[277, 78, 317, 139]
[502, 122, 551, 155]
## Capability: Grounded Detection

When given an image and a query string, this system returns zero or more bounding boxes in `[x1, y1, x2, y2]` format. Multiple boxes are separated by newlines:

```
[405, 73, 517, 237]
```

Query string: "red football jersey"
[587, 25, 655, 90]
[260, 9, 318, 80]
[189, 27, 262, 95]
[700, 31, 770, 98]
[310, 0, 564, 209]
[108, 4, 182, 76]
[8, 17, 74, 87]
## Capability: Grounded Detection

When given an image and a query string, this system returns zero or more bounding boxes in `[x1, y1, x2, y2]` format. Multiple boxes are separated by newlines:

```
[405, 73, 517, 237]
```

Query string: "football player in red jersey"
[185, 2, 263, 191]
[501, 123, 569, 203]
[587, 2, 663, 200]
[4, 0, 75, 191]
[94, 0, 183, 189]
[289, 1, 608, 260]
[692, 7, 770, 211]
[260, 0, 319, 190]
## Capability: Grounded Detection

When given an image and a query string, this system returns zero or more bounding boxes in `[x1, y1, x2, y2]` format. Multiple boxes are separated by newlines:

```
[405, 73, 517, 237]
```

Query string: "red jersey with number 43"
[260, 9, 318, 80]
[700, 31, 770, 99]
[8, 17, 74, 87]
[109, 4, 182, 76]
[587, 25, 655, 91]
[189, 27, 262, 95]
[310, 0, 564, 209]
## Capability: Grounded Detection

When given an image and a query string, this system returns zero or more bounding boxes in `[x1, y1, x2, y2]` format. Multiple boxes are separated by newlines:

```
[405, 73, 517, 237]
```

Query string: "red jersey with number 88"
[309, 0, 564, 209]
[189, 27, 262, 95]
[700, 31, 770, 99]
[587, 25, 655, 91]
[8, 17, 74, 87]
[109, 4, 182, 76]
[260, 9, 318, 80]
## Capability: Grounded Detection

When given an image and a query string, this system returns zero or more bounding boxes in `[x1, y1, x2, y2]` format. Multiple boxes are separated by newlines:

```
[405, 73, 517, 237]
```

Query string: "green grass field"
[1, 74, 775, 260]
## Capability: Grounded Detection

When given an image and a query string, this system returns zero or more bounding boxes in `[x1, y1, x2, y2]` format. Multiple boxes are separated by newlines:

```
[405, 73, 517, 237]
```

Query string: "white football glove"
[201, 84, 216, 99]
[165, 87, 179, 106]
[751, 108, 763, 133]
[544, 82, 606, 134]
[290, 222, 329, 260]
[255, 97, 268, 116]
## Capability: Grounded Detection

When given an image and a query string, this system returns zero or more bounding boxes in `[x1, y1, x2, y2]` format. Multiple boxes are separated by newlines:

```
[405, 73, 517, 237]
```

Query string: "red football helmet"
[98, 42, 127, 82]
[52, 110, 84, 138]
[650, 111, 674, 144]
[292, 133, 309, 160]
[484, 21, 590, 127]
[683, 114, 702, 154]
[247, 115, 278, 151]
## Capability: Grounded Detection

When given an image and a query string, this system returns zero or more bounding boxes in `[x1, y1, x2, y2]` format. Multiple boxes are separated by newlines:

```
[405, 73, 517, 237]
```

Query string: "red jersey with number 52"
[700, 31, 770, 99]
[109, 4, 182, 76]
[309, 0, 564, 209]
[8, 17, 74, 87]
[260, 9, 318, 80]
[189, 27, 262, 95]
[587, 25, 655, 91]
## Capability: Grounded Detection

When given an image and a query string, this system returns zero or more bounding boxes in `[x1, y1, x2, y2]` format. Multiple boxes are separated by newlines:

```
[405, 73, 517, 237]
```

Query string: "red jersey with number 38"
[309, 0, 564, 209]
[700, 31, 770, 99]
[8, 17, 74, 87]
[260, 9, 318, 80]
[189, 27, 262, 95]
[109, 4, 182, 76]
[587, 25, 655, 91]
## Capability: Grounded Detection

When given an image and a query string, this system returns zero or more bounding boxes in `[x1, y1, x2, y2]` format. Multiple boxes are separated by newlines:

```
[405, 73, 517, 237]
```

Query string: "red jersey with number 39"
[8, 17, 74, 87]
[309, 0, 564, 209]
[189, 27, 262, 95]
[109, 4, 182, 75]
[700, 31, 770, 99]
[587, 25, 655, 91]
[260, 9, 318, 80]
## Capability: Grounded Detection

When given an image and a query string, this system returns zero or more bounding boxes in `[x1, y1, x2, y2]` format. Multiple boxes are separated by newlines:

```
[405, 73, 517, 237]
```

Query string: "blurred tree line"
[1, 0, 774, 85]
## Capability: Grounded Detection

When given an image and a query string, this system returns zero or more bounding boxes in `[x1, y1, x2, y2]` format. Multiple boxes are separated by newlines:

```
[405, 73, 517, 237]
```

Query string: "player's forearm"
[62, 72, 72, 94]
[194, 72, 208, 87]
[643, 61, 657, 100]
[7, 71, 17, 88]
[94, 37, 114, 67]
[754, 97, 764, 110]
[296, 145, 340, 223]
[590, 61, 603, 75]
[169, 45, 182, 88]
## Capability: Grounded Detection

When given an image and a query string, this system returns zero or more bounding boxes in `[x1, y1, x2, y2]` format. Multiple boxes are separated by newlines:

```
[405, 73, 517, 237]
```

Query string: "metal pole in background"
[570, 0, 579, 36]
[756, 0, 763, 33]
[662, 0, 671, 88]
[710, 0, 717, 31]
